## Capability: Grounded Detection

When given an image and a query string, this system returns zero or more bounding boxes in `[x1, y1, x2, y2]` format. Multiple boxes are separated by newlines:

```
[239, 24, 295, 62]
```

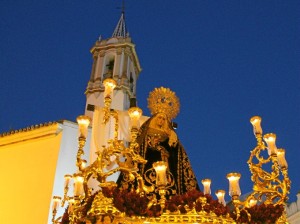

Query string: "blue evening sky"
[0, 1, 299, 202]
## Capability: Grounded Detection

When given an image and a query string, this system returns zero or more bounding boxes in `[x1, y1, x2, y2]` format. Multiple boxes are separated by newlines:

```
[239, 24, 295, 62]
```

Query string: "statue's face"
[156, 113, 166, 127]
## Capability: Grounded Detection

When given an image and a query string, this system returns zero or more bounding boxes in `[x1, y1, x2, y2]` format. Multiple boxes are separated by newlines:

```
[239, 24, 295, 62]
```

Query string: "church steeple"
[85, 11, 142, 118]
[112, 12, 128, 38]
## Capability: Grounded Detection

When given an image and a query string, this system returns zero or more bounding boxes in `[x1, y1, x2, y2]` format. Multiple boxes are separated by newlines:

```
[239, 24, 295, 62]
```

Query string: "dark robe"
[118, 115, 199, 196]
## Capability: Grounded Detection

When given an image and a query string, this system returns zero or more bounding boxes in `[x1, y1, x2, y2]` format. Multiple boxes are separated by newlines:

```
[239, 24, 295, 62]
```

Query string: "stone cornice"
[0, 122, 63, 147]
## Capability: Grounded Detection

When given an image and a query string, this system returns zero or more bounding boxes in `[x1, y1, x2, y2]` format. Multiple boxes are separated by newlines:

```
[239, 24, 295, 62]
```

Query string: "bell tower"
[85, 12, 142, 118]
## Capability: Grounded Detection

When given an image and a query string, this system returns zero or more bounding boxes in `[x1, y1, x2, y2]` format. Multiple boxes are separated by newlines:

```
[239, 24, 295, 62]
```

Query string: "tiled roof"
[0, 121, 58, 137]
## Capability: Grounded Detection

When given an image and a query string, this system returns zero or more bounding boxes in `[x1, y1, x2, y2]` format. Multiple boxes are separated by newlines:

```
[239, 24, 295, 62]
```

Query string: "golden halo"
[147, 87, 180, 120]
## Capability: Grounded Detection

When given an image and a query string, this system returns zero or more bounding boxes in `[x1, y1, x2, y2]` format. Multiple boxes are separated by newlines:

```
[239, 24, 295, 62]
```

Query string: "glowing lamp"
[52, 196, 61, 212]
[250, 116, 262, 136]
[64, 174, 72, 188]
[76, 115, 91, 138]
[215, 190, 226, 206]
[128, 107, 143, 128]
[201, 179, 212, 195]
[153, 161, 168, 187]
[103, 78, 117, 98]
[263, 133, 277, 155]
[227, 172, 241, 198]
[73, 174, 84, 196]
[277, 148, 288, 169]
[248, 198, 258, 207]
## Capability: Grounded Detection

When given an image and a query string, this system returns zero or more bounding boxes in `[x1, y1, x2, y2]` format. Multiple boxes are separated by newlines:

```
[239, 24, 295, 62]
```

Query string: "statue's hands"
[168, 130, 178, 147]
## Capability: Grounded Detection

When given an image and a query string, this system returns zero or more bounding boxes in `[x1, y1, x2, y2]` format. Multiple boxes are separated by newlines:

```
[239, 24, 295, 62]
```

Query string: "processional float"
[52, 80, 290, 224]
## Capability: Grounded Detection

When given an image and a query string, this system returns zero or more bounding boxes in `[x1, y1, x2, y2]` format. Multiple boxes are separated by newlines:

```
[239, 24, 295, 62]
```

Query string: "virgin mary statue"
[118, 87, 199, 197]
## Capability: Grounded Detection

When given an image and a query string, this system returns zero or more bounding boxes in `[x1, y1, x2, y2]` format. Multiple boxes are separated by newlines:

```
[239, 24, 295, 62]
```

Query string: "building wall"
[47, 121, 91, 223]
[0, 121, 92, 224]
[287, 193, 300, 224]
[0, 123, 63, 224]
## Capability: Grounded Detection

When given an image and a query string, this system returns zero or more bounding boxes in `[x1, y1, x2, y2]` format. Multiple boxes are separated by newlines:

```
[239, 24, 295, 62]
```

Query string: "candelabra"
[225, 116, 290, 223]
[51, 79, 290, 224]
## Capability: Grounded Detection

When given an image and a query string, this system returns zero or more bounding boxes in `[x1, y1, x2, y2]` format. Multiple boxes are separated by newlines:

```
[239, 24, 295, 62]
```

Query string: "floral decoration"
[166, 189, 229, 216]
[60, 188, 284, 224]
[231, 203, 284, 224]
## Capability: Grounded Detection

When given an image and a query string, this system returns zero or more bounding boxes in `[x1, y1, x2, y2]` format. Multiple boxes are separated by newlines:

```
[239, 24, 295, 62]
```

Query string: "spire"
[112, 3, 128, 38]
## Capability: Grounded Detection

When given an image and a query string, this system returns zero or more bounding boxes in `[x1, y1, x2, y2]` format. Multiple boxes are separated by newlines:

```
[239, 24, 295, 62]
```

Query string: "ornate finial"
[147, 87, 180, 120]
[121, 0, 125, 14]
[112, 1, 127, 38]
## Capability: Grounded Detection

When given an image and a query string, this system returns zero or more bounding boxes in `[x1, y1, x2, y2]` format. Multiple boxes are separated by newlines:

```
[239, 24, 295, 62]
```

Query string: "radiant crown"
[147, 87, 180, 120]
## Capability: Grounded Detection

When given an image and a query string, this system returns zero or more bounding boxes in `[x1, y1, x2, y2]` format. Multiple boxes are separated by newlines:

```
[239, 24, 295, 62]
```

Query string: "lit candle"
[227, 172, 241, 198]
[128, 107, 143, 129]
[103, 78, 117, 98]
[64, 174, 72, 188]
[250, 116, 263, 136]
[73, 175, 84, 196]
[77, 115, 91, 138]
[277, 148, 288, 169]
[52, 196, 61, 212]
[263, 133, 277, 155]
[248, 198, 257, 207]
[201, 179, 211, 195]
[215, 190, 226, 206]
[153, 161, 168, 187]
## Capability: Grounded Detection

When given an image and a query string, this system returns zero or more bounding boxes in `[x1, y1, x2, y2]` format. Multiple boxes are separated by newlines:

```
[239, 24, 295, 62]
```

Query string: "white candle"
[277, 148, 288, 169]
[77, 115, 91, 138]
[73, 175, 84, 196]
[128, 107, 142, 129]
[103, 78, 116, 98]
[201, 179, 211, 195]
[249, 198, 257, 207]
[64, 174, 72, 188]
[153, 161, 168, 186]
[250, 116, 263, 135]
[215, 190, 226, 206]
[52, 196, 61, 212]
[263, 133, 277, 155]
[227, 173, 241, 197]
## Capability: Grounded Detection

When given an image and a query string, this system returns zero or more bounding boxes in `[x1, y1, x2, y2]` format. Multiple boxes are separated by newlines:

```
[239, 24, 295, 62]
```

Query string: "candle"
[201, 179, 211, 195]
[263, 133, 277, 155]
[277, 148, 288, 169]
[52, 196, 61, 212]
[73, 175, 84, 196]
[227, 173, 241, 197]
[103, 78, 117, 98]
[128, 107, 143, 129]
[153, 161, 168, 187]
[64, 174, 72, 188]
[215, 190, 226, 206]
[250, 116, 263, 136]
[76, 115, 91, 138]
[249, 198, 257, 207]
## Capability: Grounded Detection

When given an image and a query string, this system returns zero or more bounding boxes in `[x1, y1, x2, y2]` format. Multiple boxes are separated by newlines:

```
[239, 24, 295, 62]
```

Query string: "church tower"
[85, 12, 142, 118]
